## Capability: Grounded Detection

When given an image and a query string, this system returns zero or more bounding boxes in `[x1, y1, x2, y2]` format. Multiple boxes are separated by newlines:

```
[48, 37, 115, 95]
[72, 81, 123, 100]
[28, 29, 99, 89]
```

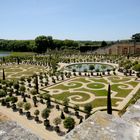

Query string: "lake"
[0, 52, 11, 57]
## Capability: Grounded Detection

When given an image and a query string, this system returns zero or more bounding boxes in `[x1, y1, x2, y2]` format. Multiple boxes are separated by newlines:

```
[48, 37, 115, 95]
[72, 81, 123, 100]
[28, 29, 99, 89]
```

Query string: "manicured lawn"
[5, 68, 22, 72]
[75, 88, 108, 96]
[72, 77, 90, 83]
[90, 78, 108, 84]
[50, 82, 82, 90]
[1, 64, 46, 79]
[126, 81, 138, 87]
[87, 83, 105, 89]
[111, 84, 132, 97]
[52, 91, 90, 102]
[80, 98, 122, 108]
[108, 76, 131, 83]
[40, 76, 139, 110]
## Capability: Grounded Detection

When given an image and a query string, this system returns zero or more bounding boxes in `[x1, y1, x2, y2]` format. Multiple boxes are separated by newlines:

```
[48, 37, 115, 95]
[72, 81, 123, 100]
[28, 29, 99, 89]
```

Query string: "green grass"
[90, 78, 108, 84]
[49, 82, 82, 90]
[75, 88, 108, 96]
[87, 83, 105, 89]
[108, 76, 131, 83]
[72, 77, 90, 83]
[80, 98, 122, 108]
[5, 68, 22, 72]
[1, 64, 46, 79]
[111, 84, 132, 97]
[119, 88, 140, 116]
[10, 52, 35, 57]
[52, 91, 90, 102]
[126, 81, 138, 87]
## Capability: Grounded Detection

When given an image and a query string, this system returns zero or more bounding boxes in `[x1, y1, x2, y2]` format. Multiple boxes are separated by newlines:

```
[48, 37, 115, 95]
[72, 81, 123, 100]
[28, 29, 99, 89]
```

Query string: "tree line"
[0, 33, 139, 53]
[0, 35, 106, 53]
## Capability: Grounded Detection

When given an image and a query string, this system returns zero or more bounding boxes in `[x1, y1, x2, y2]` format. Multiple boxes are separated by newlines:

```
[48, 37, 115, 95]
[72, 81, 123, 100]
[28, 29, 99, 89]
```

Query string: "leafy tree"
[101, 41, 107, 47]
[43, 94, 51, 107]
[41, 108, 50, 120]
[133, 64, 140, 77]
[34, 109, 40, 117]
[17, 101, 24, 114]
[89, 65, 95, 71]
[132, 33, 140, 53]
[34, 109, 40, 122]
[10, 96, 18, 103]
[24, 102, 31, 112]
[30, 89, 37, 95]
[35, 35, 48, 53]
[17, 101, 24, 108]
[132, 33, 140, 42]
[13, 82, 19, 91]
[84, 103, 92, 115]
[19, 85, 26, 93]
[107, 84, 112, 114]
[63, 117, 75, 132]
[63, 99, 69, 113]
[32, 96, 37, 107]
[0, 89, 6, 98]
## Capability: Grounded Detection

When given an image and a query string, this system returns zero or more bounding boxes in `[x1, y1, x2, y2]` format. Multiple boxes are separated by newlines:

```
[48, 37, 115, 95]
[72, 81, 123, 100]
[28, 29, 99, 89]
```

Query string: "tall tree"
[132, 33, 140, 54]
[35, 35, 48, 53]
[107, 84, 112, 114]
[35, 75, 39, 94]
[101, 41, 107, 47]
[2, 69, 5, 80]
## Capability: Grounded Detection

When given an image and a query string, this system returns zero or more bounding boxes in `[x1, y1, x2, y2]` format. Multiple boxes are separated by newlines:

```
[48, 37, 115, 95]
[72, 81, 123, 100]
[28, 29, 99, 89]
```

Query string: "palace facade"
[95, 42, 140, 55]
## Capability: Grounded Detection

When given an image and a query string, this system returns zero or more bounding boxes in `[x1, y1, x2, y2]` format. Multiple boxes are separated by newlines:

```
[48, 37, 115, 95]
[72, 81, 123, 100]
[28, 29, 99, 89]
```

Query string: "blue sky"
[0, 0, 140, 40]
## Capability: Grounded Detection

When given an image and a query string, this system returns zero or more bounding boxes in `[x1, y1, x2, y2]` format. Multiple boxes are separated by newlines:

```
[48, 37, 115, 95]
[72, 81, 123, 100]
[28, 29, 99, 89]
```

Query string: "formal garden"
[42, 76, 139, 112]
[0, 53, 140, 139]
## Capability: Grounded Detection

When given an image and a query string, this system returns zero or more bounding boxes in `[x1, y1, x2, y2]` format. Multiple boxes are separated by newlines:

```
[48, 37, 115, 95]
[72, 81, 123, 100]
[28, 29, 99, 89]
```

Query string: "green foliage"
[0, 89, 6, 98]
[24, 102, 31, 111]
[101, 41, 108, 47]
[34, 109, 40, 116]
[30, 89, 37, 95]
[17, 101, 24, 108]
[13, 82, 19, 90]
[89, 64, 95, 71]
[11, 96, 18, 103]
[133, 64, 140, 72]
[63, 117, 75, 130]
[19, 85, 26, 93]
[132, 33, 140, 42]
[35, 35, 50, 53]
[63, 99, 69, 106]
[41, 108, 50, 119]
[84, 103, 92, 114]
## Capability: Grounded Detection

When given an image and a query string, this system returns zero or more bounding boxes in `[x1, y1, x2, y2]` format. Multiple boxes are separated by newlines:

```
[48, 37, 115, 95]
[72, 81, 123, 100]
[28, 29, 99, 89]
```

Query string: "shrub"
[63, 117, 75, 132]
[0, 90, 6, 98]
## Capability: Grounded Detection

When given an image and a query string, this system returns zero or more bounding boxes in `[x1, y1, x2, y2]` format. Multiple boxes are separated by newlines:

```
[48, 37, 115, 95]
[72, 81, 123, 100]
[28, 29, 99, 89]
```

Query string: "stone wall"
[63, 100, 140, 140]
[94, 43, 140, 55]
